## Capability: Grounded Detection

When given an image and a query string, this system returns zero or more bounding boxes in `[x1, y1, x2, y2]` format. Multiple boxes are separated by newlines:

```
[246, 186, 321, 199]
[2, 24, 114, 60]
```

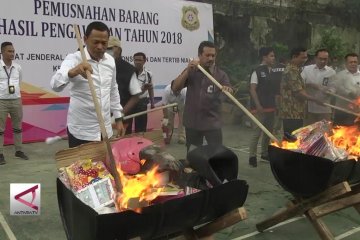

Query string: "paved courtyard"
[0, 124, 359, 240]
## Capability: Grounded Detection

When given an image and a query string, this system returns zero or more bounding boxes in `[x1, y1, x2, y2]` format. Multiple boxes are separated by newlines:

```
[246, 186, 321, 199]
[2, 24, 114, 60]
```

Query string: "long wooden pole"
[123, 103, 178, 120]
[324, 103, 360, 117]
[47, 103, 179, 144]
[73, 24, 123, 194]
[325, 91, 355, 105]
[197, 64, 281, 145]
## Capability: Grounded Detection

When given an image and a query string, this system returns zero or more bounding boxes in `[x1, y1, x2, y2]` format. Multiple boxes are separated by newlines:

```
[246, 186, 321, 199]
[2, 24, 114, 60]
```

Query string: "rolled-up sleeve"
[50, 54, 77, 92]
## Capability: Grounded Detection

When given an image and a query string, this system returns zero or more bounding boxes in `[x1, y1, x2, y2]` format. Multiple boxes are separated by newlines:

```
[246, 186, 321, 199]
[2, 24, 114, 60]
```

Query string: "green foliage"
[313, 27, 350, 59]
[272, 42, 289, 61]
[216, 50, 255, 94]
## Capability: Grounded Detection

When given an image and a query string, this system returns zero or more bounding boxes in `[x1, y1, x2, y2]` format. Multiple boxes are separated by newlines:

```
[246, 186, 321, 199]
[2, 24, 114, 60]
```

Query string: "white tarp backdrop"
[0, 0, 213, 142]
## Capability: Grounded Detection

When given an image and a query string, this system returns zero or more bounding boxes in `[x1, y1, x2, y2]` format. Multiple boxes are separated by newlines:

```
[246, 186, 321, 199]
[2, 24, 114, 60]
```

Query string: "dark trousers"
[282, 119, 303, 135]
[185, 128, 222, 152]
[67, 128, 92, 148]
[126, 98, 148, 134]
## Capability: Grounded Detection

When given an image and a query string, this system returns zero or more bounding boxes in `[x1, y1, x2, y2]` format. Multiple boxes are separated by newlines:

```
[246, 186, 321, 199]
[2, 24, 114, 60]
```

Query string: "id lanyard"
[3, 66, 13, 86]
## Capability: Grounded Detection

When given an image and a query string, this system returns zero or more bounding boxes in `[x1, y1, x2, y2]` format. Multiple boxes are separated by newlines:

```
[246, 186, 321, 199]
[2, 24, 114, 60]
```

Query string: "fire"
[273, 125, 360, 157]
[115, 163, 162, 211]
[272, 139, 301, 149]
[327, 125, 360, 157]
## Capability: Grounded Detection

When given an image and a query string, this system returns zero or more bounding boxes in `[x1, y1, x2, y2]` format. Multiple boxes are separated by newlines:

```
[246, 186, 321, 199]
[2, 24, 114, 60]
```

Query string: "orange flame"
[272, 125, 360, 158]
[115, 163, 162, 211]
[327, 126, 360, 157]
[272, 138, 301, 149]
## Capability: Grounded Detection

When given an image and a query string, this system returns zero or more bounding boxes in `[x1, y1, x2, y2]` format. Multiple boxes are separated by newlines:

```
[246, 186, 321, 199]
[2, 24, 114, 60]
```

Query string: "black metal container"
[268, 145, 358, 198]
[57, 178, 248, 240]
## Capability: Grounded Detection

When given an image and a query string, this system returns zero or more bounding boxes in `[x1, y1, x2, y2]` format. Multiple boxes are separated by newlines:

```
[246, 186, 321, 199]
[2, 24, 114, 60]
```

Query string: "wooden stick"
[73, 24, 123, 194]
[325, 91, 354, 104]
[123, 103, 178, 120]
[194, 207, 247, 238]
[197, 64, 281, 145]
[324, 103, 360, 117]
[49, 104, 177, 144]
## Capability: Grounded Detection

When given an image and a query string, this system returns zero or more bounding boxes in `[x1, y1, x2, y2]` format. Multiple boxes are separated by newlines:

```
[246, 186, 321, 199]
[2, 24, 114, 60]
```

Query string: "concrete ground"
[0, 123, 359, 240]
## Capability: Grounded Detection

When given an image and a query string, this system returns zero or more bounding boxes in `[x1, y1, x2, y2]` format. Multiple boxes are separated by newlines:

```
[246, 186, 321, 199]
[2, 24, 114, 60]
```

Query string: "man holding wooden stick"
[280, 47, 324, 134]
[301, 48, 336, 125]
[51, 21, 125, 148]
[333, 53, 360, 125]
[172, 41, 233, 152]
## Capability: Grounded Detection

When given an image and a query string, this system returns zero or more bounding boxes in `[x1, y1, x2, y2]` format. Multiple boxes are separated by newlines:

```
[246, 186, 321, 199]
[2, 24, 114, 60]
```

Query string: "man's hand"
[162, 118, 169, 126]
[142, 83, 153, 91]
[222, 86, 234, 94]
[68, 62, 93, 79]
[187, 59, 199, 70]
[115, 120, 125, 137]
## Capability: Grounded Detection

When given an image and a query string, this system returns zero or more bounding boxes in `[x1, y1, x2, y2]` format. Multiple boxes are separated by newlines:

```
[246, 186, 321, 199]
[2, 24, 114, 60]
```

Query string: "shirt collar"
[84, 47, 107, 62]
[0, 60, 14, 68]
[345, 69, 360, 76]
[313, 64, 326, 71]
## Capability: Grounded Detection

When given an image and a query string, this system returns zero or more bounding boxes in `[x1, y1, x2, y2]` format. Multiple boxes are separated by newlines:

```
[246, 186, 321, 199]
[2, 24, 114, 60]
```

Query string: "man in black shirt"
[107, 37, 141, 134]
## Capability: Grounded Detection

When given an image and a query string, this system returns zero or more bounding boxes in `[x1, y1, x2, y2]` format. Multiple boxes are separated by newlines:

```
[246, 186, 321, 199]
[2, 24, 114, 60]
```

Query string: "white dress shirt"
[334, 69, 360, 109]
[301, 64, 336, 113]
[162, 84, 186, 106]
[0, 60, 22, 99]
[131, 68, 153, 99]
[50, 47, 123, 141]
[128, 76, 142, 95]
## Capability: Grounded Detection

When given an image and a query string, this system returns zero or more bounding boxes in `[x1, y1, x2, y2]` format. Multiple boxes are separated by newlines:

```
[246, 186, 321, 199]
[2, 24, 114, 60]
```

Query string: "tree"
[313, 27, 350, 59]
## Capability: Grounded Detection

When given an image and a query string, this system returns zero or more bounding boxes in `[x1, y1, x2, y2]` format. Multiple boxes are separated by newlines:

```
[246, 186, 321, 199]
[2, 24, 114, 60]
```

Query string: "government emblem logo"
[181, 6, 200, 31]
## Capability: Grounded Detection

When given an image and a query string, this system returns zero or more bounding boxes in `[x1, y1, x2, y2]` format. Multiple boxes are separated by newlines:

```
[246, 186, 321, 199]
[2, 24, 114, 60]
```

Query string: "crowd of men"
[248, 47, 360, 167]
[1, 20, 360, 169]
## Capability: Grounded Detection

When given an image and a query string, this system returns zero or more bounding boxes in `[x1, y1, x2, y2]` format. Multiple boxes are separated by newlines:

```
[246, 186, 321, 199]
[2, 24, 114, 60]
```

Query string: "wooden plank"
[312, 193, 360, 218]
[256, 182, 351, 232]
[194, 207, 247, 238]
[54, 130, 163, 169]
[306, 210, 334, 240]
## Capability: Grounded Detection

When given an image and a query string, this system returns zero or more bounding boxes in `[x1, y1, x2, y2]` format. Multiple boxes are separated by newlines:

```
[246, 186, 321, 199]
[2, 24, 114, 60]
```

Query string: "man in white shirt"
[51, 21, 125, 147]
[161, 82, 187, 144]
[127, 52, 155, 133]
[334, 53, 360, 125]
[301, 49, 336, 125]
[0, 42, 29, 164]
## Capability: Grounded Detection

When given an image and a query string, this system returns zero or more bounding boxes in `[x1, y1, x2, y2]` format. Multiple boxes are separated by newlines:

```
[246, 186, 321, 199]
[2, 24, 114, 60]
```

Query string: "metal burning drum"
[268, 145, 360, 198]
[57, 178, 248, 240]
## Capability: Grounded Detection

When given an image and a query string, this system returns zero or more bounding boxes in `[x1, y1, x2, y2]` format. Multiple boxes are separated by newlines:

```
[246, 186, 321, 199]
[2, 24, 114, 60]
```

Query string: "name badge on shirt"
[207, 85, 214, 93]
[260, 71, 266, 77]
[322, 77, 329, 86]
